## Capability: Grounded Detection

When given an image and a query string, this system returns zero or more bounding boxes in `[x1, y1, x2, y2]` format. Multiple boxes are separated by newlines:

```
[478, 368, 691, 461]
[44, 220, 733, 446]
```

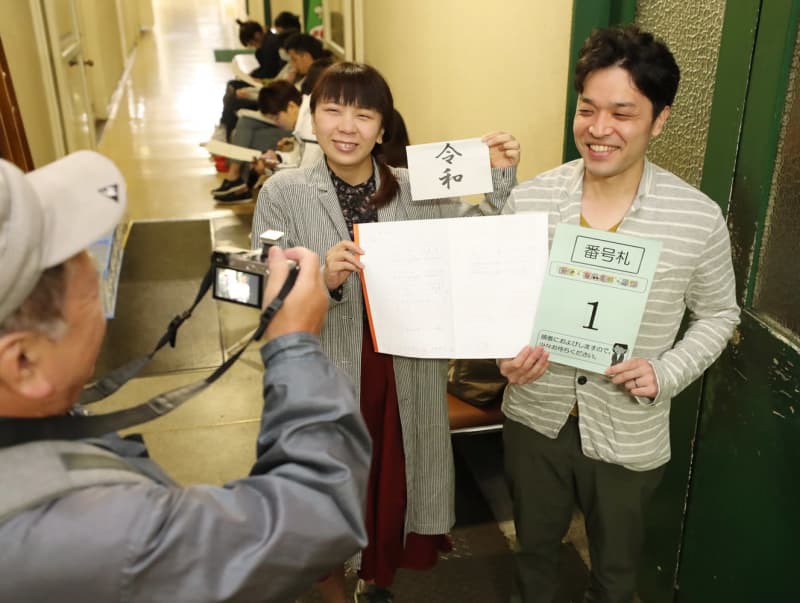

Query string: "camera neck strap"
[78, 265, 216, 405]
[0, 265, 299, 448]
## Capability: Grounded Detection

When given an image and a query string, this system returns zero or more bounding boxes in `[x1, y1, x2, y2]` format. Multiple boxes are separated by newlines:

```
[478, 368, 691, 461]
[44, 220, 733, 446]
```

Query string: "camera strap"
[78, 265, 215, 405]
[0, 265, 299, 448]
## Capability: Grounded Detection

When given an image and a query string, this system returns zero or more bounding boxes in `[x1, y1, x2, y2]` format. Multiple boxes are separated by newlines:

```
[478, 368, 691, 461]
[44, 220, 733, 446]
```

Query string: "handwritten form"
[406, 138, 494, 201]
[354, 213, 549, 359]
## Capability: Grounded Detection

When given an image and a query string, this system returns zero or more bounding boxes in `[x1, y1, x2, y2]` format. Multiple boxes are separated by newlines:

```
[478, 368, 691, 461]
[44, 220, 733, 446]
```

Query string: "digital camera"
[211, 230, 291, 308]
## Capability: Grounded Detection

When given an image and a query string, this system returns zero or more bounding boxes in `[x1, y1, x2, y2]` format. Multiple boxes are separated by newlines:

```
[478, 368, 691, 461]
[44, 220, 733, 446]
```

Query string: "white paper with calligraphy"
[354, 213, 549, 359]
[406, 138, 494, 201]
[531, 224, 662, 374]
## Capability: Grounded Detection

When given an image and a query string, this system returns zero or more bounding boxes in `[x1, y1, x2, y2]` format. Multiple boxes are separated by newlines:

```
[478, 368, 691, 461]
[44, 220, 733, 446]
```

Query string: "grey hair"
[0, 264, 68, 339]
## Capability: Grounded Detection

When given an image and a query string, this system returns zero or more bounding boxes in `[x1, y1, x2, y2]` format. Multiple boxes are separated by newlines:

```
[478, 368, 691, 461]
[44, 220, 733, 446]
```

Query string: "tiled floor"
[93, 0, 266, 485]
[98, 0, 253, 223]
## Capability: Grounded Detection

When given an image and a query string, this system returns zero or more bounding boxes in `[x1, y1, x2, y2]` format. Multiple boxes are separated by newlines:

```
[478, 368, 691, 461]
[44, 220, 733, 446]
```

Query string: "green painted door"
[677, 2, 800, 601]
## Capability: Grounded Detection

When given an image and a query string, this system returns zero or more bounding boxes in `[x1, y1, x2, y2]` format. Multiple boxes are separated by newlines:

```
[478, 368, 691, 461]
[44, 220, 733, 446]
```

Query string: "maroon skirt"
[358, 328, 451, 588]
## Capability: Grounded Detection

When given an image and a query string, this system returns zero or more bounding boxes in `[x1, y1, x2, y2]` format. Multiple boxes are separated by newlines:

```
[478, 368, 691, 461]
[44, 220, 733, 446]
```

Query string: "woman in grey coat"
[251, 62, 519, 603]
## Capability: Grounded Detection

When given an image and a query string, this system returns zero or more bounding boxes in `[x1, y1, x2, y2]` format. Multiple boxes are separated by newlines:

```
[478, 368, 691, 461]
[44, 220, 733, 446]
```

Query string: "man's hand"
[606, 358, 658, 399]
[323, 240, 364, 291]
[498, 345, 549, 385]
[482, 132, 521, 169]
[263, 246, 328, 339]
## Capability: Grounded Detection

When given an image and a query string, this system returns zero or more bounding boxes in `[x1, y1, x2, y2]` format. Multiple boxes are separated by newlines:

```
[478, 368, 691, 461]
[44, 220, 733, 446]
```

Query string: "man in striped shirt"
[499, 25, 740, 603]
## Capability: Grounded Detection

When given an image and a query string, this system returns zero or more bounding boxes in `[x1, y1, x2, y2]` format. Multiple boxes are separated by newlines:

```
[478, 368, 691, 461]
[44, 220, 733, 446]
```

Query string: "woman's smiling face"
[313, 100, 384, 183]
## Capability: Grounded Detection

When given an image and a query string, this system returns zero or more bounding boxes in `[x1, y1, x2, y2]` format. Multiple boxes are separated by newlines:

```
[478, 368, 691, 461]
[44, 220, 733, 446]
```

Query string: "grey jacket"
[251, 158, 515, 535]
[0, 333, 371, 603]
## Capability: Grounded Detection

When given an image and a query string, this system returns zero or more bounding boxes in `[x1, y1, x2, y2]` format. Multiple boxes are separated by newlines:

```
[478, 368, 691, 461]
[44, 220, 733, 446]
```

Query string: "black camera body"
[211, 230, 289, 308]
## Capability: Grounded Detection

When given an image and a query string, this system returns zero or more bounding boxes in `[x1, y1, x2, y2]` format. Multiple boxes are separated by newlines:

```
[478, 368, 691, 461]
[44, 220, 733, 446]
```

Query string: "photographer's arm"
[129, 247, 369, 602]
[8, 248, 370, 602]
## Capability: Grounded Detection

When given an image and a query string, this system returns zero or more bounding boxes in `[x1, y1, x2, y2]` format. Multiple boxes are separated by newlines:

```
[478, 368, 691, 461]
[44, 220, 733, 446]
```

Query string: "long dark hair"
[310, 62, 399, 208]
[376, 109, 410, 168]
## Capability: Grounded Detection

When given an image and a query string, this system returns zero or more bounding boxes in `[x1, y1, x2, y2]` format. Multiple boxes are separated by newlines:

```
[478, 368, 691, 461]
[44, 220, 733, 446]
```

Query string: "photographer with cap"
[0, 151, 371, 602]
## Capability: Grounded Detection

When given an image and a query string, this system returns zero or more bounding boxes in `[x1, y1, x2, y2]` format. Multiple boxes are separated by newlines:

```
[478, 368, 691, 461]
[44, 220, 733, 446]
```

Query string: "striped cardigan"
[252, 157, 516, 534]
[502, 159, 740, 471]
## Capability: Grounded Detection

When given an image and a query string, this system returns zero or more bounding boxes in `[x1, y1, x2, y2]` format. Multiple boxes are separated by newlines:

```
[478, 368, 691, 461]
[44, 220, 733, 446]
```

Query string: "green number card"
[531, 224, 662, 374]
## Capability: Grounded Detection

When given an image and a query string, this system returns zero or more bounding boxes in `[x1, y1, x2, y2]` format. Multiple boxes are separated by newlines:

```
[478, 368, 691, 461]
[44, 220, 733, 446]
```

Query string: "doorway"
[676, 2, 800, 601]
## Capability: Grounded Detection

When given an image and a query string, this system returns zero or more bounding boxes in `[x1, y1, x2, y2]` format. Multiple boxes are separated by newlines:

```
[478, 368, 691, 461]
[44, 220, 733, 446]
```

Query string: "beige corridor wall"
[361, 1, 573, 181]
[79, 0, 126, 120]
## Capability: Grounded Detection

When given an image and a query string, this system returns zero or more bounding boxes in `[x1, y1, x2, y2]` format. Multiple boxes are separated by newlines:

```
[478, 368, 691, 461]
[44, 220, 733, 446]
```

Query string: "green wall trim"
[263, 0, 271, 25]
[609, 0, 637, 26]
[727, 1, 800, 305]
[699, 0, 761, 215]
[213, 48, 255, 62]
[562, 0, 637, 163]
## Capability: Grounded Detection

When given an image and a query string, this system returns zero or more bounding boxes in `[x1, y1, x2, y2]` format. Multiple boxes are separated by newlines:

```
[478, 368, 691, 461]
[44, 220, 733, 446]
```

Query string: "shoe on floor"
[214, 188, 252, 204]
[211, 177, 246, 196]
[354, 579, 394, 603]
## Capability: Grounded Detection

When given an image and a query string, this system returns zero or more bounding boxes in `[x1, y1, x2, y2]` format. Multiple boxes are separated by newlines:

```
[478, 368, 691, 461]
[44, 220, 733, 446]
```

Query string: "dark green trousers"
[503, 417, 664, 603]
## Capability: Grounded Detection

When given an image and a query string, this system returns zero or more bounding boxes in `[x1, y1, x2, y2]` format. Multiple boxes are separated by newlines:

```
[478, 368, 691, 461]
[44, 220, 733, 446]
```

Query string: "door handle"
[68, 59, 95, 67]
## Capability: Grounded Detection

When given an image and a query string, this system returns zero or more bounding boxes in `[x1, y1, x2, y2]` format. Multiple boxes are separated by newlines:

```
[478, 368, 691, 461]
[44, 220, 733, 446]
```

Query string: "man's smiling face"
[573, 65, 669, 184]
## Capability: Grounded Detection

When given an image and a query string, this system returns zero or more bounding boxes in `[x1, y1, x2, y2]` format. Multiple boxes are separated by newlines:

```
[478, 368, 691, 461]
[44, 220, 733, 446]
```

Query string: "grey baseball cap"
[0, 151, 126, 323]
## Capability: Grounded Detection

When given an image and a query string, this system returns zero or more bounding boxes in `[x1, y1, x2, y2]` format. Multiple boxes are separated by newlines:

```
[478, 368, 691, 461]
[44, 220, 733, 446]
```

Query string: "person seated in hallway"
[0, 152, 371, 603]
[214, 58, 335, 204]
[251, 61, 520, 603]
[498, 25, 740, 603]
[283, 32, 333, 90]
[216, 14, 301, 142]
[250, 11, 301, 80]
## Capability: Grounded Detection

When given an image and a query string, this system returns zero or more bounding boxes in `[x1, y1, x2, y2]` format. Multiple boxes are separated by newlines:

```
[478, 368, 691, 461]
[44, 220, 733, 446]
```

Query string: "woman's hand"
[323, 240, 365, 291]
[482, 132, 521, 169]
[498, 345, 549, 385]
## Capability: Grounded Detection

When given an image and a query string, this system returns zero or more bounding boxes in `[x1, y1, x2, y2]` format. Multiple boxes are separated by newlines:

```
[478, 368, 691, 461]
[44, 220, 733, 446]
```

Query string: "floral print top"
[329, 169, 378, 240]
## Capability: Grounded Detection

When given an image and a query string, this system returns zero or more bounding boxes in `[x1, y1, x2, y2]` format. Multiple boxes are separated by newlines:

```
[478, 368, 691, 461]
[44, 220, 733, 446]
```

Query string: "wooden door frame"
[0, 37, 34, 171]
[26, 0, 68, 158]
